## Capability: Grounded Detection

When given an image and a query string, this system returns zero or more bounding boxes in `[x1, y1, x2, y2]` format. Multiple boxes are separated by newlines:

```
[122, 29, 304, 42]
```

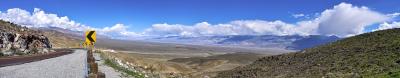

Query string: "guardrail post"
[87, 49, 105, 78]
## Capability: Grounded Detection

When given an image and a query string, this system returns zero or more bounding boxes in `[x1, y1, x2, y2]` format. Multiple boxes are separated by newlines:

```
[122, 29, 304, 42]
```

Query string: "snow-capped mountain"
[147, 35, 340, 50]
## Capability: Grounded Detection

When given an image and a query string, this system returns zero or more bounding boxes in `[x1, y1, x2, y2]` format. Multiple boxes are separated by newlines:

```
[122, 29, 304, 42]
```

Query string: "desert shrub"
[30, 48, 39, 54]
[0, 52, 4, 56]
[10, 46, 25, 55]
[14, 51, 25, 55]
[100, 52, 145, 78]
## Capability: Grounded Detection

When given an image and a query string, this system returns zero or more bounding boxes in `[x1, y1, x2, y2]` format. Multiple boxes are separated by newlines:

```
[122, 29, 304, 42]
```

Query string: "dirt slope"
[216, 28, 400, 78]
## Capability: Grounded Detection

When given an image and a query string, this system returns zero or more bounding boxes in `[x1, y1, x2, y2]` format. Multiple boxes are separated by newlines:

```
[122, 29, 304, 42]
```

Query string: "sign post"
[83, 30, 104, 78]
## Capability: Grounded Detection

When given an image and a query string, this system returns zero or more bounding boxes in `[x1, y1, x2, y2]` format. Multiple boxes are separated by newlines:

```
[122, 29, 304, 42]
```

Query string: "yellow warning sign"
[85, 30, 96, 46]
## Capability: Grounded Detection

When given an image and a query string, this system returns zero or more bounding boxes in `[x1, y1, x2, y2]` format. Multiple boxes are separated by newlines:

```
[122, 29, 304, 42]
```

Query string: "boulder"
[0, 27, 52, 56]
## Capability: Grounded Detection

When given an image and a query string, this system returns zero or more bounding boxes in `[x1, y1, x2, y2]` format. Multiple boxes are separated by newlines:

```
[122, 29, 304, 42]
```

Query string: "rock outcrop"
[0, 20, 52, 56]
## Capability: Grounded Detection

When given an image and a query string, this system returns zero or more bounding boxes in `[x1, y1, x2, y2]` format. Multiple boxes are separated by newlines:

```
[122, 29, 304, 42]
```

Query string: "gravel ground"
[0, 49, 87, 78]
[94, 53, 122, 78]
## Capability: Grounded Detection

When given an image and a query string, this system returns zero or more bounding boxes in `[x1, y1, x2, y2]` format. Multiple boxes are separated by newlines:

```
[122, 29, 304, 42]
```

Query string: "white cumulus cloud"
[292, 13, 305, 18]
[388, 12, 400, 18]
[0, 8, 141, 38]
[316, 3, 389, 37]
[144, 2, 392, 37]
[144, 20, 315, 37]
[0, 8, 91, 31]
[101, 24, 128, 33]
[0, 2, 396, 39]
[375, 22, 400, 31]
[99, 24, 141, 38]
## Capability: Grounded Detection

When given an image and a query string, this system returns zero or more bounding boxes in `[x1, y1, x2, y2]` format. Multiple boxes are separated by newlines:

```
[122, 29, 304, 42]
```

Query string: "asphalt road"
[0, 49, 87, 78]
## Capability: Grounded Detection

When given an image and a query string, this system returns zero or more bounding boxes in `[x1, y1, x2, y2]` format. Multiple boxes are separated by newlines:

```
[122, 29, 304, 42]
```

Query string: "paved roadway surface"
[0, 49, 87, 78]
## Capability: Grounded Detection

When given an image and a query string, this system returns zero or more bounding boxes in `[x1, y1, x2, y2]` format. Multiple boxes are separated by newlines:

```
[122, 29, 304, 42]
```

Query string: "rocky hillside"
[216, 28, 400, 78]
[0, 20, 82, 56]
[0, 20, 52, 56]
[35, 27, 82, 48]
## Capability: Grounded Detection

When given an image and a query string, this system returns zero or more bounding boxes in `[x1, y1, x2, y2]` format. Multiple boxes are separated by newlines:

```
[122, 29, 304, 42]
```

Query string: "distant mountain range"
[31, 26, 341, 50]
[147, 35, 341, 50]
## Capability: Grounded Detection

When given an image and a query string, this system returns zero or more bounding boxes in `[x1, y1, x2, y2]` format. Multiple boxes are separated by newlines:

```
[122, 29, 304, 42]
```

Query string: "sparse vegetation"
[168, 52, 266, 77]
[216, 28, 400, 78]
[100, 52, 146, 78]
[30, 48, 39, 54]
[169, 52, 264, 64]
[103, 58, 145, 78]
[10, 47, 25, 55]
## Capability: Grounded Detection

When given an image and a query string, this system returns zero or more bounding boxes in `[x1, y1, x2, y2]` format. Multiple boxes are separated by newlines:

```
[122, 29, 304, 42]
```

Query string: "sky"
[0, 0, 400, 39]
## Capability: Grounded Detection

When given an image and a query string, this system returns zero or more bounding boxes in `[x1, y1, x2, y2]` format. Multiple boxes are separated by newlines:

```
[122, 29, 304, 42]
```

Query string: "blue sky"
[0, 0, 399, 38]
[1, 0, 399, 32]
